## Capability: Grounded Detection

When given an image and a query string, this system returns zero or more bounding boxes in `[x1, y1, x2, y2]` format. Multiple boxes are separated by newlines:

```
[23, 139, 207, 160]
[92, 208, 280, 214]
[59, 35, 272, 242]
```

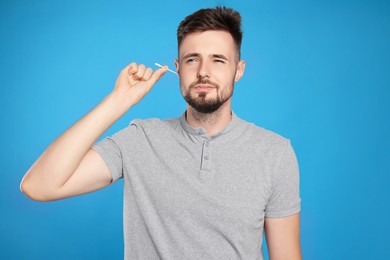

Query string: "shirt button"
[205, 142, 209, 147]
[204, 156, 209, 160]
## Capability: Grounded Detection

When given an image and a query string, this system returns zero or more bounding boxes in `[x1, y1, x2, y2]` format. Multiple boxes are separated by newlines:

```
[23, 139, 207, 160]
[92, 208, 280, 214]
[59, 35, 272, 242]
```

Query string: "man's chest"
[123, 137, 275, 228]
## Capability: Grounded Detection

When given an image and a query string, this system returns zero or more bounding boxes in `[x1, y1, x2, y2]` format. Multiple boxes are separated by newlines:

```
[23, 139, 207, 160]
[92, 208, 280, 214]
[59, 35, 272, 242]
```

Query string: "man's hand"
[113, 62, 167, 107]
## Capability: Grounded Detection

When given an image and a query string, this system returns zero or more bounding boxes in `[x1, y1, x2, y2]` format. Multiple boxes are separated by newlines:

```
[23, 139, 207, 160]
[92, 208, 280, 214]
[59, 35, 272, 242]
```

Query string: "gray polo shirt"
[93, 112, 300, 260]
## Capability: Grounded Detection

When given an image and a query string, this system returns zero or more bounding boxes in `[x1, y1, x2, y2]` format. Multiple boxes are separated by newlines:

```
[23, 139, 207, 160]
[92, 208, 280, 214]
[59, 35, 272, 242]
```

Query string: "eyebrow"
[182, 53, 200, 59]
[212, 54, 229, 61]
[181, 53, 229, 61]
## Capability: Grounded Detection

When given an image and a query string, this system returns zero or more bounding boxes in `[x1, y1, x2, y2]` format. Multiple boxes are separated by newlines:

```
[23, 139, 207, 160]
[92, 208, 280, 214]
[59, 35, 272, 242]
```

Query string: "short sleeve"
[92, 137, 123, 183]
[265, 141, 301, 218]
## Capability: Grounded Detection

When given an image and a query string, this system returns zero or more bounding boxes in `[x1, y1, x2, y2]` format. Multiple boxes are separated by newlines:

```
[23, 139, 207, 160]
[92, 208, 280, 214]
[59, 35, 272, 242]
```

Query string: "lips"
[188, 79, 219, 94]
[194, 84, 215, 90]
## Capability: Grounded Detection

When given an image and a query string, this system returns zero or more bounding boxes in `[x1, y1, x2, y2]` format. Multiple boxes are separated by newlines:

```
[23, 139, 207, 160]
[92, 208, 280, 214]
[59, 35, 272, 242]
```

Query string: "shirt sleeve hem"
[92, 144, 122, 183]
[265, 200, 301, 218]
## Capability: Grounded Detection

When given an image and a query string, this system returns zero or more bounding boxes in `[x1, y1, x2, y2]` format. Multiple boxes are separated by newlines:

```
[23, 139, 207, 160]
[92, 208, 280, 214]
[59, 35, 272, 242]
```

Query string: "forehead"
[179, 30, 236, 59]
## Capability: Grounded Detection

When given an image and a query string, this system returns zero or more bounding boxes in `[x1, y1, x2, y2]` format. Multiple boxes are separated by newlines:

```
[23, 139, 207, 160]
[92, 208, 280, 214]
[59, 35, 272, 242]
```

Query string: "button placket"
[200, 139, 212, 171]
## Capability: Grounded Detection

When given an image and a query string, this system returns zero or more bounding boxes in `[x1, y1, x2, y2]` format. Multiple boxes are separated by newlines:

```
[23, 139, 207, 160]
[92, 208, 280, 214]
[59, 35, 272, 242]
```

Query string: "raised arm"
[264, 213, 302, 260]
[20, 63, 167, 201]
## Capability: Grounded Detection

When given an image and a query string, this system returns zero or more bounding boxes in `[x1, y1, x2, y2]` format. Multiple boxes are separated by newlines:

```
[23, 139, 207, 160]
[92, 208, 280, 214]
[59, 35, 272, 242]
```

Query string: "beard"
[183, 78, 234, 114]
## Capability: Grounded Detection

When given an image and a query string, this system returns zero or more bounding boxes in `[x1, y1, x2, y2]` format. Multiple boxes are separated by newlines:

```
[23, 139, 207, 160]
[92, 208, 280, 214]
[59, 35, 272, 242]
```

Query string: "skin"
[265, 213, 302, 260]
[20, 63, 167, 201]
[175, 30, 245, 136]
[20, 29, 301, 260]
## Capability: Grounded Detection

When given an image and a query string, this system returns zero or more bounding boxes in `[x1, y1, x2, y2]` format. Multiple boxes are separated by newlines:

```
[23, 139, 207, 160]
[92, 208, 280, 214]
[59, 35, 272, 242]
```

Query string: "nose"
[197, 61, 210, 78]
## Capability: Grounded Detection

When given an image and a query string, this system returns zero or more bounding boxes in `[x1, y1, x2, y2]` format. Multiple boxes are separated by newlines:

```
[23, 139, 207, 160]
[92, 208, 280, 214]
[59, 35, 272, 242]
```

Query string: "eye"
[214, 59, 225, 63]
[185, 58, 198, 64]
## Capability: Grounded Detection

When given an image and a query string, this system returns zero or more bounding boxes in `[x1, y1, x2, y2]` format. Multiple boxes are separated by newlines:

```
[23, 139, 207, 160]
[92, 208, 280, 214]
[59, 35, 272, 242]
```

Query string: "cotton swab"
[155, 63, 178, 75]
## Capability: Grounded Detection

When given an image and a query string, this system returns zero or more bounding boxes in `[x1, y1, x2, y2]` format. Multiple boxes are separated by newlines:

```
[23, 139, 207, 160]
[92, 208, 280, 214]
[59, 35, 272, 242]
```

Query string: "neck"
[186, 99, 232, 136]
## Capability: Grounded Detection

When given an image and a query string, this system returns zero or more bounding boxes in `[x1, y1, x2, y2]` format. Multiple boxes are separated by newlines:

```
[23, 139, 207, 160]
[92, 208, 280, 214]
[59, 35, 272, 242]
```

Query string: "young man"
[21, 7, 301, 260]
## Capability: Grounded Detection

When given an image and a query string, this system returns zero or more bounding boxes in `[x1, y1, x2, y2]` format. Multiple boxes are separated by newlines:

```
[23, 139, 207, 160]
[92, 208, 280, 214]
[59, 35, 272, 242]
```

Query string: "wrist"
[99, 91, 134, 121]
[106, 91, 135, 111]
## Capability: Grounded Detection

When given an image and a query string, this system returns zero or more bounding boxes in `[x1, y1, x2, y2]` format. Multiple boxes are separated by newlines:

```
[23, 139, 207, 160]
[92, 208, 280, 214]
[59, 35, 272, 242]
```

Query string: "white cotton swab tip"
[155, 63, 178, 75]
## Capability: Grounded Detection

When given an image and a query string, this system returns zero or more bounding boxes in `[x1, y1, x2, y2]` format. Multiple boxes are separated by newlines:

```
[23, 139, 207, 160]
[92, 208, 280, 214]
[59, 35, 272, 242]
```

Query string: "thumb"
[147, 66, 168, 85]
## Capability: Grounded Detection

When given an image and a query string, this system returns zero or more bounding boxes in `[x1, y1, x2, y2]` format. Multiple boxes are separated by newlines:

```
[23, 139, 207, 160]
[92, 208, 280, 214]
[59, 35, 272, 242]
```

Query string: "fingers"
[143, 67, 153, 80]
[126, 62, 167, 83]
[127, 63, 146, 80]
[148, 66, 168, 85]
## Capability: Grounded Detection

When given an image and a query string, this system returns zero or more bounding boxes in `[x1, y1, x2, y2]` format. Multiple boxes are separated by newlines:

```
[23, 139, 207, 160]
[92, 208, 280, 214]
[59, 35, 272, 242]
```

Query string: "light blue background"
[1, 0, 389, 259]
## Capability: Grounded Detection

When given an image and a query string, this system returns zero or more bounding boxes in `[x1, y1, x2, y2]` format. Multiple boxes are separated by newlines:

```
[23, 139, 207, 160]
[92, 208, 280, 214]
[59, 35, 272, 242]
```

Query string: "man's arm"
[264, 213, 302, 260]
[20, 63, 167, 201]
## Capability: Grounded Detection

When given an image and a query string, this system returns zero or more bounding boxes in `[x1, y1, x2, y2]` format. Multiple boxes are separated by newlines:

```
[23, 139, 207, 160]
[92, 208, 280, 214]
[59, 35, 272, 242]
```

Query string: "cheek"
[179, 80, 186, 93]
[214, 64, 236, 78]
[213, 71, 234, 88]
[180, 71, 197, 87]
[179, 63, 197, 74]
[179, 79, 192, 96]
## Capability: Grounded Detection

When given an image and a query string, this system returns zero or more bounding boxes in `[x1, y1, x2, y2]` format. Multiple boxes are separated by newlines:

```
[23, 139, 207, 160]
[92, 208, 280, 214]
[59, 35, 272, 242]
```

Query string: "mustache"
[189, 78, 219, 89]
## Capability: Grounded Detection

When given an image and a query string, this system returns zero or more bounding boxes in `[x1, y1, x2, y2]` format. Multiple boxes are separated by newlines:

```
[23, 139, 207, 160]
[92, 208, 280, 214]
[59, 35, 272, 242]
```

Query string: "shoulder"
[107, 117, 181, 146]
[130, 117, 179, 130]
[235, 116, 291, 150]
[128, 117, 181, 137]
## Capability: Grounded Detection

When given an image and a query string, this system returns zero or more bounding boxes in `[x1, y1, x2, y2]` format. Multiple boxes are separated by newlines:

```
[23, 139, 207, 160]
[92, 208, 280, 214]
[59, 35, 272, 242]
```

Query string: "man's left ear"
[234, 60, 246, 82]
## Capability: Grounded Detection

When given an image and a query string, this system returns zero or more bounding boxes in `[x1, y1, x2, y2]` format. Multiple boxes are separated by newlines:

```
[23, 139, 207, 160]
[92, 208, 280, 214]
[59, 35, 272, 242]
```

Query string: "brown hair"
[177, 6, 243, 59]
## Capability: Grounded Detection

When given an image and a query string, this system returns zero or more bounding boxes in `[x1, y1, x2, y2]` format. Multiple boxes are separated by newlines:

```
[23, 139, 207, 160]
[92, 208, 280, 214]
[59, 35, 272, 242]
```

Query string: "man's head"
[175, 6, 245, 114]
[177, 6, 243, 61]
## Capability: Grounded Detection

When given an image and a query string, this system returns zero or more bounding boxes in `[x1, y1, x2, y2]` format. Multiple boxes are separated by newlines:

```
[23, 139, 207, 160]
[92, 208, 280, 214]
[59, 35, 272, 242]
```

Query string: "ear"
[174, 59, 179, 75]
[234, 60, 246, 82]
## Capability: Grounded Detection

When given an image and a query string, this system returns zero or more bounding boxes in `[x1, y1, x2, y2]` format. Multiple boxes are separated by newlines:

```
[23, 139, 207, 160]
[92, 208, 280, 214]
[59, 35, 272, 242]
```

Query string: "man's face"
[175, 30, 245, 113]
